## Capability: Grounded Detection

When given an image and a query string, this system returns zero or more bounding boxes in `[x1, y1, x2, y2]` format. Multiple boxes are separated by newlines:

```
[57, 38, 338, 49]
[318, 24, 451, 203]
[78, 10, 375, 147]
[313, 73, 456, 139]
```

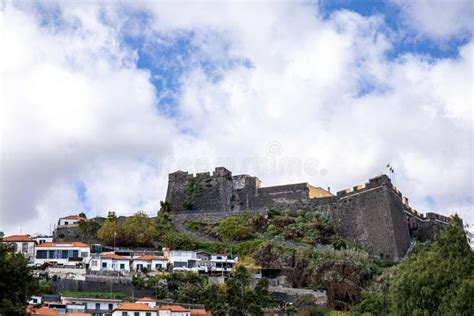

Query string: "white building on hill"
[34, 241, 90, 266]
[89, 252, 131, 272]
[1, 235, 36, 258]
[132, 255, 168, 272]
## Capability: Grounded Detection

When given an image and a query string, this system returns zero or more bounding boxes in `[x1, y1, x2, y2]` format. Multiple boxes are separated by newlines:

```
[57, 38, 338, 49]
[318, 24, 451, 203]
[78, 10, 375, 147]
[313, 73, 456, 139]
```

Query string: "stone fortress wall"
[166, 167, 452, 261]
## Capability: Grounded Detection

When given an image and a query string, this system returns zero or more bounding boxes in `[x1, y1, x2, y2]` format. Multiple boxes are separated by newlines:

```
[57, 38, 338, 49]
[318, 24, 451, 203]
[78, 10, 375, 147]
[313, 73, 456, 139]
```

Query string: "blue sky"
[1, 1, 473, 235]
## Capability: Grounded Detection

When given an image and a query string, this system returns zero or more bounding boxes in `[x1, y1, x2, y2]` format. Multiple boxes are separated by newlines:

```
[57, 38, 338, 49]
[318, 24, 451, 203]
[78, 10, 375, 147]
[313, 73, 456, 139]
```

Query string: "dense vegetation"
[0, 244, 42, 314]
[132, 266, 272, 315]
[75, 204, 473, 313]
[355, 215, 474, 315]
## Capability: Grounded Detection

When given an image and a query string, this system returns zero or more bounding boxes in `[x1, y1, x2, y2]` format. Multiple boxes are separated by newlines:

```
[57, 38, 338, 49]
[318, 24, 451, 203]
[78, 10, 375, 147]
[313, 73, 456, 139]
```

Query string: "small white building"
[62, 296, 122, 314]
[89, 253, 130, 272]
[112, 302, 157, 316]
[1, 235, 36, 258]
[169, 250, 198, 272]
[210, 254, 238, 273]
[28, 295, 42, 305]
[158, 305, 191, 316]
[58, 215, 85, 226]
[132, 255, 167, 272]
[135, 297, 158, 308]
[34, 241, 90, 266]
[33, 235, 53, 245]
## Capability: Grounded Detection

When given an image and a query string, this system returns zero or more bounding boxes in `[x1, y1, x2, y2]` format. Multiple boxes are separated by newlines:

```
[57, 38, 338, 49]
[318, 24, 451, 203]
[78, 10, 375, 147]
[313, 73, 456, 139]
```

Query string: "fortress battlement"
[165, 167, 454, 261]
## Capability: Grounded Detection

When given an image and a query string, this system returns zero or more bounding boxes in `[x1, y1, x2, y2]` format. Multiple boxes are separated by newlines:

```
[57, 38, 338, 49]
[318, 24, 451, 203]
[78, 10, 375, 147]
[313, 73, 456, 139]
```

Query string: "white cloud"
[392, 0, 473, 41]
[0, 1, 472, 236]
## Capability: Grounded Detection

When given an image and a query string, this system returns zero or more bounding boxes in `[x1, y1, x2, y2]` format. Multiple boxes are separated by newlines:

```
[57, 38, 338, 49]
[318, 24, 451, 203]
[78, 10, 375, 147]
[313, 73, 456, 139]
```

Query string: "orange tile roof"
[191, 309, 211, 316]
[62, 215, 86, 220]
[115, 302, 157, 311]
[136, 297, 156, 302]
[159, 305, 190, 312]
[2, 234, 34, 242]
[36, 241, 89, 248]
[100, 253, 128, 260]
[29, 307, 60, 315]
[134, 255, 163, 261]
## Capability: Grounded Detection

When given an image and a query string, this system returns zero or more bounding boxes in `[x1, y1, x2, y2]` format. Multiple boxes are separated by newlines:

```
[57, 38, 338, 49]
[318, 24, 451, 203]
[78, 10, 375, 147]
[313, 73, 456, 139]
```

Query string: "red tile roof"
[2, 235, 34, 242]
[136, 297, 156, 302]
[115, 302, 157, 311]
[134, 255, 163, 261]
[29, 307, 60, 315]
[61, 215, 86, 221]
[159, 305, 190, 312]
[100, 253, 128, 260]
[36, 241, 89, 248]
[191, 309, 212, 316]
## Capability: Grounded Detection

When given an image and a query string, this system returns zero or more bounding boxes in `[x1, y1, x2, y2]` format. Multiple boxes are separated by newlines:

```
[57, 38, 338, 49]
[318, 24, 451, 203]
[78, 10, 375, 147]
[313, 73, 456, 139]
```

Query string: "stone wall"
[332, 175, 411, 260]
[52, 278, 153, 297]
[165, 167, 451, 261]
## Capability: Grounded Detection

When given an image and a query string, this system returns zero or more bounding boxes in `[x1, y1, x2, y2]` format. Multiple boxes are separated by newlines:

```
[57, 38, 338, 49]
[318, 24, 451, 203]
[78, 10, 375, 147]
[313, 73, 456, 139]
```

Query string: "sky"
[0, 0, 473, 236]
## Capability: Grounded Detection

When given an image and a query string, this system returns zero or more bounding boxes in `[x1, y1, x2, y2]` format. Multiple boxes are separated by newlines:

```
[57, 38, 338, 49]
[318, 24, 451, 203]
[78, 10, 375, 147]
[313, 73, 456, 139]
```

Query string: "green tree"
[389, 215, 474, 315]
[122, 212, 158, 246]
[0, 244, 39, 314]
[97, 212, 121, 246]
[78, 212, 87, 219]
[78, 219, 101, 239]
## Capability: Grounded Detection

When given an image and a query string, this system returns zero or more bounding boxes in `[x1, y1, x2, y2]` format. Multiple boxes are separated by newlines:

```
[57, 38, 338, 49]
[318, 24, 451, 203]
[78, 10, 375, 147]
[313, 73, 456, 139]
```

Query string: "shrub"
[217, 216, 253, 241]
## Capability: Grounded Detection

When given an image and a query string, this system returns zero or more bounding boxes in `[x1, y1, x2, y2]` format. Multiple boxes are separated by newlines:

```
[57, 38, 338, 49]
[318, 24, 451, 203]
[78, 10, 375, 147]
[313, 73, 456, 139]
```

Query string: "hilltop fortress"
[166, 167, 452, 261]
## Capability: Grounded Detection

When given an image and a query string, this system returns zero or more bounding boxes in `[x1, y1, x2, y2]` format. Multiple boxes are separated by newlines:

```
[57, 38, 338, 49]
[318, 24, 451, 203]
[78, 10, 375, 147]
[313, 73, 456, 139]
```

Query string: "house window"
[146, 313, 152, 316]
[122, 312, 128, 316]
[65, 221, 69, 225]
[120, 263, 125, 269]
[134, 312, 139, 316]
[95, 303, 100, 310]
[22, 243, 28, 253]
[91, 260, 98, 267]
[36, 250, 47, 259]
[108, 303, 113, 310]
[102, 262, 107, 268]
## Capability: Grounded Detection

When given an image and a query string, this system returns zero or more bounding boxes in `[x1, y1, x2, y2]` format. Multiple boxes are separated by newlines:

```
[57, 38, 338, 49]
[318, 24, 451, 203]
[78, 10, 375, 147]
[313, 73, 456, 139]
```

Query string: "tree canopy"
[0, 244, 40, 314]
[356, 215, 474, 315]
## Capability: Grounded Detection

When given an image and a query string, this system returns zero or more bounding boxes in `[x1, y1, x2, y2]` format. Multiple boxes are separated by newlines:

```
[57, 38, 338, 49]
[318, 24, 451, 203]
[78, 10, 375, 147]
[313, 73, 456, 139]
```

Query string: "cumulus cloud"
[0, 1, 472, 235]
[392, 0, 473, 41]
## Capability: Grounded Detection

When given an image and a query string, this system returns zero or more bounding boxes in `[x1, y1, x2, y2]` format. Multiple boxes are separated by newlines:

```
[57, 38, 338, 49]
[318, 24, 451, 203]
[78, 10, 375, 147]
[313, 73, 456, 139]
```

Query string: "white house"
[169, 250, 198, 272]
[1, 235, 36, 258]
[210, 254, 238, 273]
[112, 302, 157, 316]
[33, 235, 53, 245]
[62, 296, 122, 315]
[28, 295, 42, 305]
[58, 215, 85, 226]
[158, 305, 191, 316]
[89, 253, 130, 272]
[132, 255, 167, 272]
[135, 297, 157, 308]
[34, 241, 90, 266]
